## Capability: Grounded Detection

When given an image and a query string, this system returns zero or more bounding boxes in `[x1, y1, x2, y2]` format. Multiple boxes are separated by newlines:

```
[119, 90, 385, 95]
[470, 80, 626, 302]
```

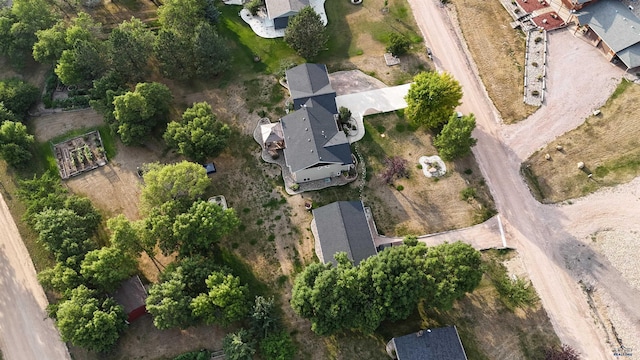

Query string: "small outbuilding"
[386, 326, 468, 360]
[112, 275, 148, 323]
[311, 200, 377, 265]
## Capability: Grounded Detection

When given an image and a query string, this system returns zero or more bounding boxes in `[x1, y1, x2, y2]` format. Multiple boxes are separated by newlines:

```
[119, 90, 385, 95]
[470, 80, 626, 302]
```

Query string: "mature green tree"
[158, 0, 207, 33]
[0, 78, 40, 119]
[55, 39, 108, 86]
[141, 200, 184, 256]
[89, 71, 126, 125]
[284, 6, 327, 60]
[112, 82, 172, 144]
[33, 12, 101, 64]
[141, 161, 209, 211]
[191, 22, 231, 78]
[146, 271, 196, 329]
[164, 102, 230, 163]
[0, 120, 33, 166]
[80, 246, 138, 292]
[291, 242, 482, 335]
[107, 214, 151, 257]
[17, 172, 68, 224]
[38, 262, 83, 294]
[405, 71, 463, 129]
[63, 195, 102, 233]
[153, 28, 191, 79]
[0, 103, 18, 122]
[191, 271, 249, 325]
[433, 113, 477, 161]
[0, 0, 57, 62]
[386, 32, 411, 57]
[172, 200, 239, 257]
[108, 18, 154, 83]
[55, 285, 127, 352]
[33, 208, 96, 262]
[222, 328, 256, 360]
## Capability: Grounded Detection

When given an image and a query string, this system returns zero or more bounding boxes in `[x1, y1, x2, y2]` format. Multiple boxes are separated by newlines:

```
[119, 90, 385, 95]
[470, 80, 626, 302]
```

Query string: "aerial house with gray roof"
[386, 326, 469, 360]
[575, 0, 640, 69]
[278, 63, 353, 183]
[266, 0, 309, 29]
[311, 200, 377, 265]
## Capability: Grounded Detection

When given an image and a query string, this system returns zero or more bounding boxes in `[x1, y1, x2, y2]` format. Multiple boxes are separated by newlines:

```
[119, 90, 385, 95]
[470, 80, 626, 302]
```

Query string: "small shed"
[113, 275, 148, 323]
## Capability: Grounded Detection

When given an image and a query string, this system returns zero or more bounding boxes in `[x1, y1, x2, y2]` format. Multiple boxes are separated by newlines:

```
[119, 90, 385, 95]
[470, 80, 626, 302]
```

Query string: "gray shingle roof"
[281, 99, 352, 172]
[393, 326, 469, 360]
[286, 64, 335, 101]
[577, 0, 640, 66]
[616, 41, 640, 68]
[266, 0, 309, 19]
[312, 201, 377, 265]
[112, 276, 147, 314]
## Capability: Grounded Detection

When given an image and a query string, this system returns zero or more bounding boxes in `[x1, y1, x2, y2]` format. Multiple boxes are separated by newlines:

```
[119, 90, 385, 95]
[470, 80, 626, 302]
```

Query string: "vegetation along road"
[407, 0, 640, 358]
[0, 192, 71, 360]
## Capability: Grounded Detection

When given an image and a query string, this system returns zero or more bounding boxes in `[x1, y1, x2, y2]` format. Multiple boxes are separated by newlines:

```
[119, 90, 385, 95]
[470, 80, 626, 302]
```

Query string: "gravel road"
[406, 0, 639, 357]
[0, 192, 71, 360]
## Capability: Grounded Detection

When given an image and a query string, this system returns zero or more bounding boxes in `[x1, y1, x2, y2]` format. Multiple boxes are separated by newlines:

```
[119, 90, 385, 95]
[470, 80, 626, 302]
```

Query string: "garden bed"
[52, 130, 108, 179]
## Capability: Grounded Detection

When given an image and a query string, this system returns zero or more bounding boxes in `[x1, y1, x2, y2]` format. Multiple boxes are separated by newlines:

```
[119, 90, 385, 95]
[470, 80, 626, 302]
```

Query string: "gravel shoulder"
[0, 193, 71, 360]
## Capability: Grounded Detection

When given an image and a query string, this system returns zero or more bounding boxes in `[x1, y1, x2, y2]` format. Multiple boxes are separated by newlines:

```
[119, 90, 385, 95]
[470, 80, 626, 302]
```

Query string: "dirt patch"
[448, 0, 537, 123]
[523, 79, 640, 203]
[31, 109, 105, 142]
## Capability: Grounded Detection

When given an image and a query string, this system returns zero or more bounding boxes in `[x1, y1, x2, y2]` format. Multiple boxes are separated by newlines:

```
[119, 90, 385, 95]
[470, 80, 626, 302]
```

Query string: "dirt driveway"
[0, 193, 71, 360]
[406, 0, 638, 357]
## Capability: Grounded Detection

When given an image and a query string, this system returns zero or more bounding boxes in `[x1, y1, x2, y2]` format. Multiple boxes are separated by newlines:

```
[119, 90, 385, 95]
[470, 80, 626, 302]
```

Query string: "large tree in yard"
[0, 78, 40, 119]
[405, 71, 463, 129]
[191, 271, 249, 325]
[112, 82, 172, 145]
[0, 120, 34, 167]
[433, 113, 477, 161]
[108, 18, 155, 83]
[291, 242, 482, 335]
[284, 6, 327, 60]
[141, 161, 210, 211]
[80, 246, 138, 293]
[54, 285, 127, 352]
[164, 102, 230, 163]
[172, 200, 239, 257]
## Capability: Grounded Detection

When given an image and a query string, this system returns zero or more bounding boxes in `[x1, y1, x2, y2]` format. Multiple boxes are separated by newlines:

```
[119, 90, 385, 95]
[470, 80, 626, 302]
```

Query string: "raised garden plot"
[53, 130, 108, 179]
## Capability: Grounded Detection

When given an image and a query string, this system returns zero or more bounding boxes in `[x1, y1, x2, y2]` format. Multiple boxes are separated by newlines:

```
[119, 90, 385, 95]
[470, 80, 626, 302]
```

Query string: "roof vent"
[305, 127, 308, 131]
[417, 330, 424, 337]
[427, 329, 432, 333]
[303, 117, 306, 121]
[308, 138, 311, 142]
[310, 149, 314, 153]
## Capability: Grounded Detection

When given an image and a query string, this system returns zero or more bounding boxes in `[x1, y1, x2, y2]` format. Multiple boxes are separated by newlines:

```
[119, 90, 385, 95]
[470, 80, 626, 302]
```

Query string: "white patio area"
[335, 83, 412, 143]
[234, 0, 328, 39]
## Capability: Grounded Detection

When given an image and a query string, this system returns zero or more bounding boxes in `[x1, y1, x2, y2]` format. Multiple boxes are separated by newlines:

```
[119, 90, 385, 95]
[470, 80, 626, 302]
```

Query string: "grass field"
[449, 0, 537, 123]
[522, 79, 640, 203]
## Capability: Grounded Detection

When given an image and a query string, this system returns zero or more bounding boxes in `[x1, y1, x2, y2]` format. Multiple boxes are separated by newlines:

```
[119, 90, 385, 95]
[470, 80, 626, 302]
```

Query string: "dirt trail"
[0, 193, 71, 360]
[406, 0, 634, 357]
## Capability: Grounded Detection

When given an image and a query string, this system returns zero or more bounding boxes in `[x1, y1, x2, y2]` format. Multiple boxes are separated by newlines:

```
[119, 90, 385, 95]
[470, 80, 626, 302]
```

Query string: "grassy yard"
[449, 0, 537, 123]
[522, 79, 640, 203]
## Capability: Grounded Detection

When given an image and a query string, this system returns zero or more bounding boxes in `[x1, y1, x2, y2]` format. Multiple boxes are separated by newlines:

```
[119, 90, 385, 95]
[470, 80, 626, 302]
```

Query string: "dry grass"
[522, 79, 640, 203]
[448, 0, 537, 123]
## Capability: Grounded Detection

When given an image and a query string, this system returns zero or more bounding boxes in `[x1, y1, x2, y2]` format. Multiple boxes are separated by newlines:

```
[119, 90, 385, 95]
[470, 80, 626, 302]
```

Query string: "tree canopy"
[0, 78, 39, 119]
[112, 82, 172, 145]
[0, 120, 34, 167]
[405, 71, 463, 129]
[284, 6, 327, 60]
[172, 200, 239, 257]
[54, 285, 127, 352]
[141, 161, 209, 211]
[291, 242, 482, 335]
[223, 328, 256, 360]
[0, 0, 57, 62]
[164, 102, 230, 163]
[433, 113, 477, 161]
[80, 246, 138, 293]
[107, 18, 155, 83]
[33, 208, 96, 263]
[191, 271, 249, 325]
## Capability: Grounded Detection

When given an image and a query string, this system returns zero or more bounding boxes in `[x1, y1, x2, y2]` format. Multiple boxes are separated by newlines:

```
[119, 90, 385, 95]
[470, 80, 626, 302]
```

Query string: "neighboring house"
[575, 0, 640, 69]
[276, 63, 352, 183]
[387, 326, 469, 360]
[266, 0, 309, 29]
[310, 200, 377, 265]
[286, 63, 338, 114]
[112, 275, 148, 323]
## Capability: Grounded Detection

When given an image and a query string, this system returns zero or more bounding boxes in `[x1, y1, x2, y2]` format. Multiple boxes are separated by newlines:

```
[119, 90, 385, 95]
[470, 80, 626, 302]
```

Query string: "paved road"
[0, 192, 71, 360]
[405, 0, 618, 357]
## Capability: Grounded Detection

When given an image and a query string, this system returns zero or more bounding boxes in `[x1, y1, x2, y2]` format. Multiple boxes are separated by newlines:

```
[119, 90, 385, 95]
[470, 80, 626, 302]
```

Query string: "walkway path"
[374, 215, 508, 251]
[0, 193, 71, 360]
[335, 83, 411, 143]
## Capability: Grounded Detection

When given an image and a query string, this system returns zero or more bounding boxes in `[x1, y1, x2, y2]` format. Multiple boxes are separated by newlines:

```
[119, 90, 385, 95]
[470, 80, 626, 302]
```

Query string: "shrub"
[245, 0, 264, 15]
[260, 331, 296, 360]
[534, 36, 543, 43]
[386, 33, 411, 57]
[380, 156, 409, 184]
[464, 168, 473, 175]
[532, 90, 540, 96]
[338, 106, 352, 124]
[531, 62, 538, 67]
[396, 185, 404, 191]
[460, 187, 476, 201]
[416, 164, 423, 170]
